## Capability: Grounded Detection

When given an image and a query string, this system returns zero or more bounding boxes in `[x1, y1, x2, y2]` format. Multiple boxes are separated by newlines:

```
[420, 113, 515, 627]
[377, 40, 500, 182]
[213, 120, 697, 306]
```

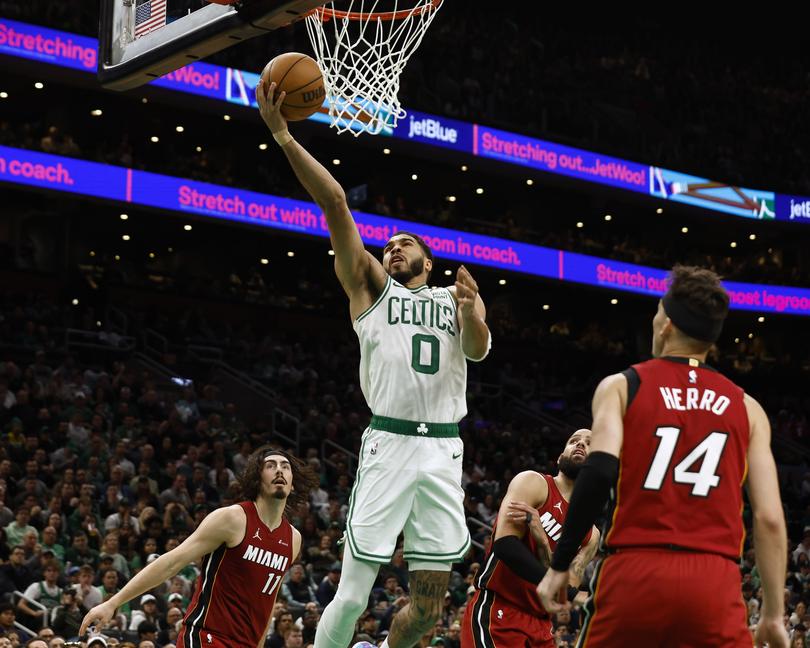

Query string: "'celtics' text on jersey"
[354, 276, 469, 423]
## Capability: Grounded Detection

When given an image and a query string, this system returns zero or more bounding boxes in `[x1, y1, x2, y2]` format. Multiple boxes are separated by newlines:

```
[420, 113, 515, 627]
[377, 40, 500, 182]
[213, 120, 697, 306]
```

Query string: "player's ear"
[424, 256, 433, 275]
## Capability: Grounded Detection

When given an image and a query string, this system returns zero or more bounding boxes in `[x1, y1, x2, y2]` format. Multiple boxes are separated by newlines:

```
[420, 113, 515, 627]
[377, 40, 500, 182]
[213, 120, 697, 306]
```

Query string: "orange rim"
[306, 0, 441, 22]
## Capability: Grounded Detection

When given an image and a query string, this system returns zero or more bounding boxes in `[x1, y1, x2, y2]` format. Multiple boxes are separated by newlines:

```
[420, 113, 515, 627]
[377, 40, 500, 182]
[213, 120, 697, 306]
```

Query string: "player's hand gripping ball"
[259, 52, 325, 122]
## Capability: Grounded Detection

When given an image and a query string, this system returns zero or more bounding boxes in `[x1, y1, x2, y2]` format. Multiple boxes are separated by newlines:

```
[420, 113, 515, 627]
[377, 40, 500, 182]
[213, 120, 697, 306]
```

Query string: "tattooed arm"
[568, 527, 600, 589]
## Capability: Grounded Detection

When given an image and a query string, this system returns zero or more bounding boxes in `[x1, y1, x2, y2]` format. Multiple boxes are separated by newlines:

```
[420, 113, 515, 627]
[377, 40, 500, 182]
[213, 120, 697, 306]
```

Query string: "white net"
[304, 0, 443, 136]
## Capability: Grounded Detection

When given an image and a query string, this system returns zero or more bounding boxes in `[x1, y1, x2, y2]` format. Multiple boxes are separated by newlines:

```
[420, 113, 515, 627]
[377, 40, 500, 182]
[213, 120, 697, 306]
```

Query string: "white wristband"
[273, 130, 293, 147]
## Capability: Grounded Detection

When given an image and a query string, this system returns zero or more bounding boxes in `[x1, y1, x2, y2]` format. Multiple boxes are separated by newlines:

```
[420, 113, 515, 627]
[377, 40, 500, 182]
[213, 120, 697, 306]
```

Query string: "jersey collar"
[660, 355, 718, 372]
[393, 280, 430, 293]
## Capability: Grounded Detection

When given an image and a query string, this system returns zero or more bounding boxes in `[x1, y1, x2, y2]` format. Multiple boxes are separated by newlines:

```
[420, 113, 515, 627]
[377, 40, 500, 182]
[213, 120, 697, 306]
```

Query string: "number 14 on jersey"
[643, 426, 729, 497]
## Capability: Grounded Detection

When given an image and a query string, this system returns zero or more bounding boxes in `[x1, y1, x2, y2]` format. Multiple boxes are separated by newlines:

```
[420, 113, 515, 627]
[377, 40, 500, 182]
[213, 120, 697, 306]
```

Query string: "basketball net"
[304, 0, 443, 136]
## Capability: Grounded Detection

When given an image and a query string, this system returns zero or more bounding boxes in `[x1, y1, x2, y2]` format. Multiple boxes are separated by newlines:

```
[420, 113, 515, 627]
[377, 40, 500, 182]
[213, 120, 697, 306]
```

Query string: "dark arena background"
[1, 3, 809, 647]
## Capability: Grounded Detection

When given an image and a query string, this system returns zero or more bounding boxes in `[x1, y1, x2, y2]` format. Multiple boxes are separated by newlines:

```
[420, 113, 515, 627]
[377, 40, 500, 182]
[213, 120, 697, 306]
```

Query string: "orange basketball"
[260, 52, 325, 122]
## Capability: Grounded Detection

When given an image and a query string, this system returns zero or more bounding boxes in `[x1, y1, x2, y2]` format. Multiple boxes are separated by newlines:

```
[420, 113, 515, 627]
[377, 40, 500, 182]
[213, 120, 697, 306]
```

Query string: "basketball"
[260, 52, 325, 122]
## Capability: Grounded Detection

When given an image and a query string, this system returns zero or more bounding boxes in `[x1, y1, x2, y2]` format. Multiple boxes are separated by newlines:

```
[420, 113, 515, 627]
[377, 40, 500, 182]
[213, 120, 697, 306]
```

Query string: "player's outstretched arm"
[79, 505, 243, 636]
[449, 266, 490, 361]
[256, 80, 384, 301]
[745, 395, 789, 648]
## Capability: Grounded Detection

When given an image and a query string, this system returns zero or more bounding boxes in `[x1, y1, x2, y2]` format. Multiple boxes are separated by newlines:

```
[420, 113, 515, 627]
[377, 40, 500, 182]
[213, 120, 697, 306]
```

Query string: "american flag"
[134, 0, 167, 39]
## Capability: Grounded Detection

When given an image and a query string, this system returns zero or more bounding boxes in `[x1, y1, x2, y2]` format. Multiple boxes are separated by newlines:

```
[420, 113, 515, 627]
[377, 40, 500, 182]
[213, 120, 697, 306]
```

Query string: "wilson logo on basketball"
[302, 87, 325, 104]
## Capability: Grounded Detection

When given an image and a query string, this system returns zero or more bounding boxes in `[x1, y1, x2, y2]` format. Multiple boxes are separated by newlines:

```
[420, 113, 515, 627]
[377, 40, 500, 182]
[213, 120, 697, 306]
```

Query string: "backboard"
[98, 0, 325, 90]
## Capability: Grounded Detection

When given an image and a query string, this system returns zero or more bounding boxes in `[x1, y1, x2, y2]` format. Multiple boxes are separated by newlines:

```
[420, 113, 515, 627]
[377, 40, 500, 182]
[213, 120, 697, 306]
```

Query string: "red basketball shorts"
[461, 589, 554, 648]
[176, 626, 251, 648]
[578, 549, 752, 647]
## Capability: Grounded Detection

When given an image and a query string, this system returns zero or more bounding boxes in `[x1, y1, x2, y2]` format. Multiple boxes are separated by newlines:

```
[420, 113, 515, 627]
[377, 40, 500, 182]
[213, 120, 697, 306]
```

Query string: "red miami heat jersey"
[177, 502, 293, 648]
[475, 474, 592, 616]
[606, 357, 749, 560]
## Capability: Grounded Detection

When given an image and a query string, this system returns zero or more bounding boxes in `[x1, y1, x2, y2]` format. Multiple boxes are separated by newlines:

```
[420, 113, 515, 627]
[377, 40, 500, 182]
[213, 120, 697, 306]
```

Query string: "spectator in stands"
[104, 466, 133, 505]
[0, 382, 15, 413]
[166, 591, 185, 611]
[375, 574, 403, 607]
[300, 606, 320, 644]
[129, 594, 161, 632]
[5, 508, 37, 548]
[386, 547, 409, 590]
[315, 562, 341, 608]
[20, 529, 40, 562]
[357, 610, 379, 641]
[99, 531, 130, 579]
[444, 621, 461, 648]
[18, 559, 62, 623]
[308, 482, 329, 516]
[64, 532, 99, 569]
[162, 503, 193, 537]
[165, 578, 192, 608]
[308, 536, 338, 584]
[283, 627, 304, 648]
[51, 586, 87, 638]
[104, 500, 140, 537]
[280, 564, 317, 616]
[0, 486, 13, 530]
[129, 537, 159, 575]
[0, 602, 31, 643]
[158, 476, 191, 511]
[232, 441, 252, 476]
[75, 565, 103, 610]
[157, 606, 183, 646]
[38, 528, 64, 565]
[111, 442, 135, 480]
[136, 620, 158, 646]
[98, 568, 130, 627]
[35, 626, 56, 644]
[15, 479, 46, 512]
[24, 638, 48, 648]
[793, 528, 810, 564]
[188, 466, 217, 504]
[267, 610, 294, 648]
[0, 545, 35, 592]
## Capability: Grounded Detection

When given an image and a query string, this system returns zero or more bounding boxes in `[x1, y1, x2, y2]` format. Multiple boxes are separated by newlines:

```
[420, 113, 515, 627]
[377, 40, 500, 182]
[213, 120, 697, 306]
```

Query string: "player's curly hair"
[235, 445, 318, 518]
[667, 265, 729, 322]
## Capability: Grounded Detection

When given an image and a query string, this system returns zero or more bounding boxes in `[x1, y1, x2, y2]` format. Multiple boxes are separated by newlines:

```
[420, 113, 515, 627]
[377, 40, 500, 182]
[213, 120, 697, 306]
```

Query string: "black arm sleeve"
[550, 451, 618, 571]
[492, 535, 547, 585]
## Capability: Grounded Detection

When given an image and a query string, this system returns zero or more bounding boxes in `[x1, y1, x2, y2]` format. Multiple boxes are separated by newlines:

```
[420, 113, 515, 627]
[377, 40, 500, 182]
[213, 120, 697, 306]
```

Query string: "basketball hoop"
[304, 0, 443, 136]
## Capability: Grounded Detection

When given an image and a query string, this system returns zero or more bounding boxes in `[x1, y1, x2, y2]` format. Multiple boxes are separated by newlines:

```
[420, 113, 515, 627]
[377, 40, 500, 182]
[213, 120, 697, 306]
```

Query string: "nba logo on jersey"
[206, 633, 213, 644]
[497, 609, 503, 620]
[689, 369, 698, 384]
[370, 441, 378, 455]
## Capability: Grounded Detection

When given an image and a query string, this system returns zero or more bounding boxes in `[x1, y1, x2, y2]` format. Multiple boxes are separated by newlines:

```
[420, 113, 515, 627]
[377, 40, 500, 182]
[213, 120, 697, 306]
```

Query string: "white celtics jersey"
[353, 275, 468, 423]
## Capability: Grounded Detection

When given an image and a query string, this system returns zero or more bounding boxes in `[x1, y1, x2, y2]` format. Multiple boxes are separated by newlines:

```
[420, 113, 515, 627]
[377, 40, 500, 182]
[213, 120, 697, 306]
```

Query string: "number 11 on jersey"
[262, 573, 282, 596]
